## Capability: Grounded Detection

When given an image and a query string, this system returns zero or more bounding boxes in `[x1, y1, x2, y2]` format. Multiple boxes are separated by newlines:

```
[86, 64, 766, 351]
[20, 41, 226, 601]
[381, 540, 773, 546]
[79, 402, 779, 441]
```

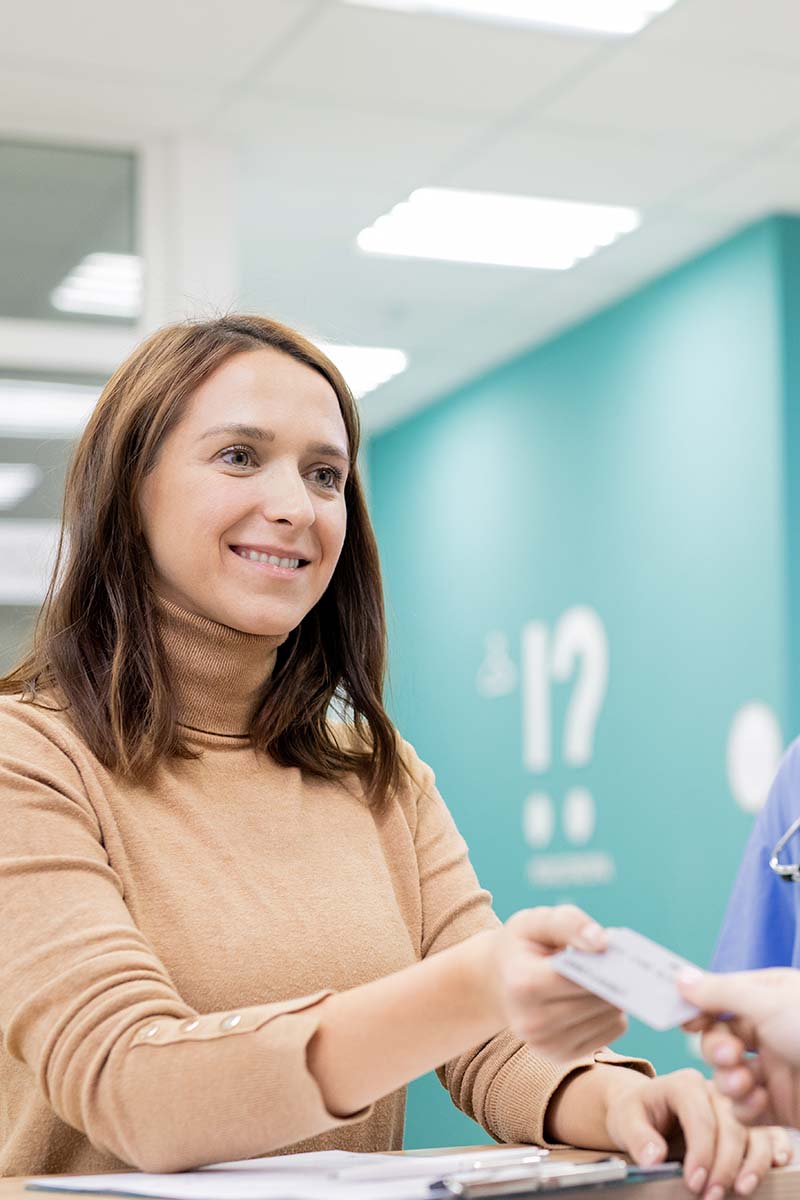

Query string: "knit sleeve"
[0, 705, 370, 1173]
[401, 740, 653, 1147]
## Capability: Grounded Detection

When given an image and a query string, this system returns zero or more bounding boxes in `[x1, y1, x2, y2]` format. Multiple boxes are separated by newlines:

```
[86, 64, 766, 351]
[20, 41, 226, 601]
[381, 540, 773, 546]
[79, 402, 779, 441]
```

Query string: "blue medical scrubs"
[713, 739, 800, 971]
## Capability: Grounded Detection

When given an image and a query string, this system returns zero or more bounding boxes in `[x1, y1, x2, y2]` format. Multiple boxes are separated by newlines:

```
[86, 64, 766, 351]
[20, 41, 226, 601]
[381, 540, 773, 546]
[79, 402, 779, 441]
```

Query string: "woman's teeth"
[234, 548, 301, 569]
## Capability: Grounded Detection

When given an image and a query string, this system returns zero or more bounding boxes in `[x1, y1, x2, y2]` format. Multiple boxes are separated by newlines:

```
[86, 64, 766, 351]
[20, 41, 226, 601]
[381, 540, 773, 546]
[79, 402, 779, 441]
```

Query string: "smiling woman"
[0, 315, 787, 1194]
[1, 316, 397, 799]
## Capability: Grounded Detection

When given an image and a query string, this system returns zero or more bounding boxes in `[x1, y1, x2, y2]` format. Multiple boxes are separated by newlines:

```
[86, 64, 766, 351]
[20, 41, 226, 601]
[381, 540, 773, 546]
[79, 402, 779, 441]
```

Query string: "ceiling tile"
[446, 123, 736, 208]
[2, 0, 317, 87]
[540, 48, 800, 148]
[641, 0, 800, 67]
[233, 100, 494, 253]
[238, 232, 526, 351]
[679, 140, 800, 219]
[0, 67, 214, 137]
[229, 97, 485, 184]
[243, 3, 603, 118]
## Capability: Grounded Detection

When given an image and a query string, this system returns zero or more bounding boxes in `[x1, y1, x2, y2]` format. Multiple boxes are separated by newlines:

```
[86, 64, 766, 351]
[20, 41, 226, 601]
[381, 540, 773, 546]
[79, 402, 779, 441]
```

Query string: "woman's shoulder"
[0, 689, 85, 762]
[328, 719, 432, 781]
[326, 719, 436, 814]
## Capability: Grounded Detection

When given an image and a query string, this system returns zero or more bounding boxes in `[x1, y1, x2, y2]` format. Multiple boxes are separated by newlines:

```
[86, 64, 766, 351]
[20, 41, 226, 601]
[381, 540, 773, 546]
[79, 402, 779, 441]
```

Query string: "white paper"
[28, 1146, 548, 1200]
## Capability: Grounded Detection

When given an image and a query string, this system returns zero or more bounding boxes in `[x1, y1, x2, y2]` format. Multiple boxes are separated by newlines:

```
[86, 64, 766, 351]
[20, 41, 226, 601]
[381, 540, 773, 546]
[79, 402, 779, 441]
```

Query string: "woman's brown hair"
[0, 315, 402, 805]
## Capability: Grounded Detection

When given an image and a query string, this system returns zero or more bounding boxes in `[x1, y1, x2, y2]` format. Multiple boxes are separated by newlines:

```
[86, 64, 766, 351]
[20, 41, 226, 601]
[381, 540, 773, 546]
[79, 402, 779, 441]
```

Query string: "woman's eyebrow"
[198, 423, 273, 443]
[198, 423, 350, 465]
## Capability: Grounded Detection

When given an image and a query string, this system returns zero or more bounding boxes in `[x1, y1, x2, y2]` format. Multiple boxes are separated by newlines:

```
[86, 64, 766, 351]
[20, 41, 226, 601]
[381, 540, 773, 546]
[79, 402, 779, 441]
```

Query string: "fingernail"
[689, 1168, 707, 1193]
[679, 967, 704, 987]
[736, 1174, 759, 1196]
[641, 1142, 660, 1165]
[712, 1043, 738, 1066]
[775, 1150, 790, 1166]
[705, 1186, 725, 1200]
[579, 921, 606, 948]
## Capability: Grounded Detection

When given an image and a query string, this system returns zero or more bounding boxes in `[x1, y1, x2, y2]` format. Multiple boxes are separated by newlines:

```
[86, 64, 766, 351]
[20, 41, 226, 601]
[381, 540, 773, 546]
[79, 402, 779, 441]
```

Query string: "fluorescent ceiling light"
[342, 0, 678, 36]
[318, 342, 409, 397]
[0, 464, 43, 510]
[0, 380, 100, 438]
[0, 520, 61, 605]
[50, 253, 143, 319]
[357, 188, 640, 270]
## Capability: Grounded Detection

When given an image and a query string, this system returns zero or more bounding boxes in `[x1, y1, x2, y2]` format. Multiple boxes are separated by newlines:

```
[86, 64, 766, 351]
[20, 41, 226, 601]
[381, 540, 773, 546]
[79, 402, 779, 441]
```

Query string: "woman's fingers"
[512, 987, 626, 1057]
[608, 1091, 669, 1169]
[702, 1089, 749, 1199]
[508, 905, 608, 954]
[731, 1126, 775, 1197]
[767, 1125, 793, 1169]
[545, 1008, 628, 1060]
[499, 905, 622, 1059]
[659, 1072, 720, 1194]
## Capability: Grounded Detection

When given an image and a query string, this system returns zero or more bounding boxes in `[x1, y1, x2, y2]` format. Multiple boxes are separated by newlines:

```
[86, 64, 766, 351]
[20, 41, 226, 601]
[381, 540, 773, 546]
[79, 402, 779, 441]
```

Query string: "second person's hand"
[680, 966, 800, 1128]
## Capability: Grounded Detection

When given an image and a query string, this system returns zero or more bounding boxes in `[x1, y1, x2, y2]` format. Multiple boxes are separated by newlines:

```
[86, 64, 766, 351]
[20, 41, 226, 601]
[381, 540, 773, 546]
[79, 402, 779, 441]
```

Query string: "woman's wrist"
[546, 1063, 647, 1148]
[450, 928, 507, 1033]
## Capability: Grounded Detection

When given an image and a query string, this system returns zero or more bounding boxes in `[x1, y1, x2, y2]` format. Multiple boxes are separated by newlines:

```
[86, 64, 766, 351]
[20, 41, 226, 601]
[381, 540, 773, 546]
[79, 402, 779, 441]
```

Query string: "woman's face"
[139, 347, 350, 635]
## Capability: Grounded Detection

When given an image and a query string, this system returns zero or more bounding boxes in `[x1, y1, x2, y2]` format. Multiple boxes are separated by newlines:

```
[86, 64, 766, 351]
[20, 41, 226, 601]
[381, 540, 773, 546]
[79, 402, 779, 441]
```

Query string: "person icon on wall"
[476, 630, 517, 698]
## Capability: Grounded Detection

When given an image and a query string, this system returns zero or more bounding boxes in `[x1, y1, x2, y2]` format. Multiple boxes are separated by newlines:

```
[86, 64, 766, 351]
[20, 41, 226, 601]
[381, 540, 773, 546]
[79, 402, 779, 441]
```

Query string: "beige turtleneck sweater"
[0, 600, 650, 1177]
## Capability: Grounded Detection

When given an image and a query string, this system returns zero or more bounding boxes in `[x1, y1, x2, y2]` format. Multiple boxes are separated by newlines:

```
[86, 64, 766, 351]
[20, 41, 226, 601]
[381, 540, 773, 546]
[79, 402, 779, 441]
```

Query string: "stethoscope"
[770, 817, 800, 881]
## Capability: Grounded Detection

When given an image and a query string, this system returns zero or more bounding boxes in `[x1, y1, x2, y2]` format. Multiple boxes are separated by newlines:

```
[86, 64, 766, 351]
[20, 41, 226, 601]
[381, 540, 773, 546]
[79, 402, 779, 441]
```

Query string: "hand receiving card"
[551, 927, 701, 1032]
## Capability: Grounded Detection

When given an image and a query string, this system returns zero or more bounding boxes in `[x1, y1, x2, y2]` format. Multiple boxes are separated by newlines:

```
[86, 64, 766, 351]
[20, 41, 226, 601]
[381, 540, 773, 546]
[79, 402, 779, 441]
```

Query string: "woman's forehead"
[182, 348, 348, 441]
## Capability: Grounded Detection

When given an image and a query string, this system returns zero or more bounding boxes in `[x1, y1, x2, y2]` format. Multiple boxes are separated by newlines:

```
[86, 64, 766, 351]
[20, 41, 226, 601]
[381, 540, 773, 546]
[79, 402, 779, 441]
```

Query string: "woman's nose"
[258, 466, 315, 527]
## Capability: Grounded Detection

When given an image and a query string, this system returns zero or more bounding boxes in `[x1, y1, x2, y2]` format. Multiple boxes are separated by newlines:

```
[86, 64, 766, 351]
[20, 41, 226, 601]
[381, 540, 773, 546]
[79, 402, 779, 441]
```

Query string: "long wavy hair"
[0, 315, 402, 806]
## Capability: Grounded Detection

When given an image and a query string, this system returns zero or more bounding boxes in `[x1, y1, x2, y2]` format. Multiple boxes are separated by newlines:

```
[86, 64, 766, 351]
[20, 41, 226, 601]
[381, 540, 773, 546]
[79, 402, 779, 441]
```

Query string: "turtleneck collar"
[156, 597, 286, 738]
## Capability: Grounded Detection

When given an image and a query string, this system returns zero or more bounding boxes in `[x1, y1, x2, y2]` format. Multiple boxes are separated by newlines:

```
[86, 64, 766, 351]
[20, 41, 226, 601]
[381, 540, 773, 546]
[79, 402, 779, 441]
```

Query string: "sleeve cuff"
[485, 1046, 655, 1149]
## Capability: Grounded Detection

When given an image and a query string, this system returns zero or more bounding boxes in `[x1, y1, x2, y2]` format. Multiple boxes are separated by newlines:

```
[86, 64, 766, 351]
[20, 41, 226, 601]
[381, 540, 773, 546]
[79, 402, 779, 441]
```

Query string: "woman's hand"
[486, 905, 628, 1060]
[603, 1069, 792, 1197]
[679, 967, 800, 1128]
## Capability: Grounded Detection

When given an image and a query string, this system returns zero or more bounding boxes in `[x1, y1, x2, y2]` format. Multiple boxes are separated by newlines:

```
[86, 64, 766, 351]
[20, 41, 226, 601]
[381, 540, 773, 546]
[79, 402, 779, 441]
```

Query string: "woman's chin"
[213, 596, 299, 638]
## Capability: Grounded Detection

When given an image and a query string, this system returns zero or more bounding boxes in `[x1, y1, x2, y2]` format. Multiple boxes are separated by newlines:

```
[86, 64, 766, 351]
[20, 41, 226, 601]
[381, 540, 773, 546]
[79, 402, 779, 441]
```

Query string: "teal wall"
[368, 217, 797, 1148]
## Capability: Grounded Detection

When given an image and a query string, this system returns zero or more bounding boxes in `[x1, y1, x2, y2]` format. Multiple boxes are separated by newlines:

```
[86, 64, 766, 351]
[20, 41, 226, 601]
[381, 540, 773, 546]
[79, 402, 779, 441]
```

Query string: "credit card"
[550, 927, 701, 1032]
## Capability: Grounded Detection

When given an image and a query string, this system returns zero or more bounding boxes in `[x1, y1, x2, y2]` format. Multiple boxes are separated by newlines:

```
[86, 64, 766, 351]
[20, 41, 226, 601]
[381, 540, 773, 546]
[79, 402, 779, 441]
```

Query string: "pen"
[335, 1150, 548, 1182]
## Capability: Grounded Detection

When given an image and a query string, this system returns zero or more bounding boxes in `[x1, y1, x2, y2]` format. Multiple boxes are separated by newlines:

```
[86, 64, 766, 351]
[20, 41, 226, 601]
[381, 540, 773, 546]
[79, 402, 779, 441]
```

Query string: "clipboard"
[432, 1156, 628, 1196]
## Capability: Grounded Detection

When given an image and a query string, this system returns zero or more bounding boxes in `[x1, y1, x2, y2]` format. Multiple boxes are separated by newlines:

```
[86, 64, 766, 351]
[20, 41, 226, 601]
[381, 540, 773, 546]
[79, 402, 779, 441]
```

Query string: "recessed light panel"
[0, 464, 43, 510]
[50, 253, 143, 319]
[319, 343, 409, 397]
[342, 0, 678, 36]
[0, 380, 100, 438]
[0, 520, 61, 605]
[357, 189, 640, 270]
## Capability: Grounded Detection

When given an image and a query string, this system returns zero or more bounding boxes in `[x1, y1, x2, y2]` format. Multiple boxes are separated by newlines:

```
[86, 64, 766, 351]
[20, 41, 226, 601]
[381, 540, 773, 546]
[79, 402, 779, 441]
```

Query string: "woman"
[0, 315, 786, 1194]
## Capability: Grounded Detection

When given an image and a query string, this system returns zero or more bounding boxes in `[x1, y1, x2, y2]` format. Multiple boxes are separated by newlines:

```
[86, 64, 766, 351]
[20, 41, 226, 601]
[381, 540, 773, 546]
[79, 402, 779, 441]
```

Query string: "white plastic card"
[551, 926, 701, 1031]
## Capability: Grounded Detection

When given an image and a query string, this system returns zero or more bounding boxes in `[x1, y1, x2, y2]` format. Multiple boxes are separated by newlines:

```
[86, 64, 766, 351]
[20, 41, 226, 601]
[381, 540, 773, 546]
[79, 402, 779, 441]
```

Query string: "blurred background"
[3, 0, 800, 1148]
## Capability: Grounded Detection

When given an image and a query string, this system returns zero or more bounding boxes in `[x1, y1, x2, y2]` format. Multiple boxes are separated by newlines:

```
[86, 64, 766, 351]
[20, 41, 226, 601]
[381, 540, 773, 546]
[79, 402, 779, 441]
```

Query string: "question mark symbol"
[522, 607, 608, 847]
[552, 607, 608, 768]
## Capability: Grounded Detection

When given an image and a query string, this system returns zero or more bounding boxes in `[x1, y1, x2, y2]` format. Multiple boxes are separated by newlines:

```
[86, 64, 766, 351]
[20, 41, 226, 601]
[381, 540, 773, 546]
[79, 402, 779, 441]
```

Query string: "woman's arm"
[307, 914, 621, 1118]
[0, 710, 620, 1174]
[308, 931, 500, 1117]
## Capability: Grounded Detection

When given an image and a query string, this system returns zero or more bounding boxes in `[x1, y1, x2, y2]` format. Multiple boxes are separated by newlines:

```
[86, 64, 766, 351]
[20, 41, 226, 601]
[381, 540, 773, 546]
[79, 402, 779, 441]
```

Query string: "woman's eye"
[311, 466, 343, 490]
[219, 445, 256, 469]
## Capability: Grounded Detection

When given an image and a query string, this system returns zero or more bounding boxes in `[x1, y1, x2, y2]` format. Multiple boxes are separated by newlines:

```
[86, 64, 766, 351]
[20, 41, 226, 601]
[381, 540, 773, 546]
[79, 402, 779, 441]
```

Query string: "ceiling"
[3, 0, 800, 431]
